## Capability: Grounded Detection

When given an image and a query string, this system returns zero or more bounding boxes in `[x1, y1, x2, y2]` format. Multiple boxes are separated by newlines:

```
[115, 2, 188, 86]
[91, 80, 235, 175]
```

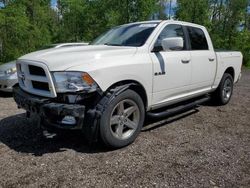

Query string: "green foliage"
[0, 0, 249, 67]
[234, 31, 250, 67]
[0, 0, 157, 61]
[0, 0, 58, 63]
[176, 0, 210, 25]
[176, 0, 250, 66]
[56, 0, 157, 42]
[56, 0, 88, 41]
[0, 3, 31, 62]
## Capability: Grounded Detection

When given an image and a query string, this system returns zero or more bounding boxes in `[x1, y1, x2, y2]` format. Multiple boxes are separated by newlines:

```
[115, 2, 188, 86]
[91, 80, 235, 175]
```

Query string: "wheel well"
[225, 67, 235, 80]
[106, 80, 148, 108]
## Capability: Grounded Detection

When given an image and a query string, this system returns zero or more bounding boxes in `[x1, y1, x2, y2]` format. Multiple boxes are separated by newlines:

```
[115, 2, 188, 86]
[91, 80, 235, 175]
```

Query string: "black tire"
[99, 89, 145, 148]
[212, 73, 234, 105]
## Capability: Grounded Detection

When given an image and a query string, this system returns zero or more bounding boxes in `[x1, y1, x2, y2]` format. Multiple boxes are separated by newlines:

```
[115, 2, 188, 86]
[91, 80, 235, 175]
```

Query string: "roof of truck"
[124, 20, 205, 30]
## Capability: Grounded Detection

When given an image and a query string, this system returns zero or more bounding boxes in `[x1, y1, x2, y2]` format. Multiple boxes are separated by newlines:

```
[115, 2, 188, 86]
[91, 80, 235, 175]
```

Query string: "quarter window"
[187, 27, 209, 50]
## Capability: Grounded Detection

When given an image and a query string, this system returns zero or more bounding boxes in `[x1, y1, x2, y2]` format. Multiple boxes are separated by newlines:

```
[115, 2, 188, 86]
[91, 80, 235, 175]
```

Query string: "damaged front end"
[13, 85, 103, 141]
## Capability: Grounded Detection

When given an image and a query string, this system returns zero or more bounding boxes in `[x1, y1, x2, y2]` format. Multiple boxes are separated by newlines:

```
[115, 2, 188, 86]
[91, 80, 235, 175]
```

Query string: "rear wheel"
[99, 89, 145, 148]
[212, 73, 234, 105]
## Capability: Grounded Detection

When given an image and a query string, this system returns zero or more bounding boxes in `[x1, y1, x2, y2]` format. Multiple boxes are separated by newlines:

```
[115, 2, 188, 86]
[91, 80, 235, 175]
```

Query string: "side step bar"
[147, 96, 210, 119]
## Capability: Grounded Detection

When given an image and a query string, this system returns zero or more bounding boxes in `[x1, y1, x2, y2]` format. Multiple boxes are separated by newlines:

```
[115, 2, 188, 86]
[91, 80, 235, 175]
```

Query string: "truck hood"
[18, 45, 137, 71]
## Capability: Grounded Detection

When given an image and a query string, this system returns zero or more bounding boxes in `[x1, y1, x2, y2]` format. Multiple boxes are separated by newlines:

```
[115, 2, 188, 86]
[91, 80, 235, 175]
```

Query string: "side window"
[155, 24, 185, 50]
[187, 27, 209, 50]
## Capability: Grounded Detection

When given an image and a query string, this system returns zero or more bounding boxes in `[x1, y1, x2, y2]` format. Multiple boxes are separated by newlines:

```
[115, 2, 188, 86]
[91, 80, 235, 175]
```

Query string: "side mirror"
[161, 37, 184, 51]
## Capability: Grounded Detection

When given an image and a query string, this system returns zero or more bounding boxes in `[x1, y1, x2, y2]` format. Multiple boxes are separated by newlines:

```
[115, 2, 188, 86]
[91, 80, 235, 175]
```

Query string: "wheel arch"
[224, 67, 235, 81]
[105, 80, 148, 109]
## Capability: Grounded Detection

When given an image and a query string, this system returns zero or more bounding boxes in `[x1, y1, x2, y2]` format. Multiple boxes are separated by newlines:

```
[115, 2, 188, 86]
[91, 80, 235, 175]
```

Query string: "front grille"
[29, 65, 46, 76]
[32, 81, 49, 91]
[16, 60, 57, 98]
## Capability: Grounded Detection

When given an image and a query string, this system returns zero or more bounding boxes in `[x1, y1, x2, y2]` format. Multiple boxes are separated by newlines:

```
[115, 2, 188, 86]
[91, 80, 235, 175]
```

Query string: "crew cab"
[13, 20, 242, 148]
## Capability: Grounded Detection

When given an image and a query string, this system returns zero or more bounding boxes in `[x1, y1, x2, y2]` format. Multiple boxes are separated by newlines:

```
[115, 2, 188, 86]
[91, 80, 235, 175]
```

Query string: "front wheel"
[99, 89, 145, 148]
[212, 73, 234, 105]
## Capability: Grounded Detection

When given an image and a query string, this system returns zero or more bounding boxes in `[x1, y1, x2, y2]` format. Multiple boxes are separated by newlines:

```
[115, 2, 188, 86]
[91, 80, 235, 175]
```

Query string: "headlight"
[52, 71, 97, 93]
[5, 67, 17, 75]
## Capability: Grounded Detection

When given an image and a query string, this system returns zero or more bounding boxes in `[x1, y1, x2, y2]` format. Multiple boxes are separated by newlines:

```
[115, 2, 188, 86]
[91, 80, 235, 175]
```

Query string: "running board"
[147, 96, 210, 119]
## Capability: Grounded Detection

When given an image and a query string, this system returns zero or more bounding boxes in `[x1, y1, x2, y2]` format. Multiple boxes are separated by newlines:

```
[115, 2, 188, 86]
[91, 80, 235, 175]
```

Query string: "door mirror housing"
[161, 37, 184, 51]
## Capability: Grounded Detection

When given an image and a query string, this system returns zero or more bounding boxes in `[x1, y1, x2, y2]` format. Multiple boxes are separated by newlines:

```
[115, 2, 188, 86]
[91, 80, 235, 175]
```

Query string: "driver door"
[150, 24, 192, 107]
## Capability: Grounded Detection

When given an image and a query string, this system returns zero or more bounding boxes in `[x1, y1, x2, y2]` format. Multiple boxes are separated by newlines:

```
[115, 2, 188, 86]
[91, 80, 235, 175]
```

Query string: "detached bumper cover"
[13, 86, 85, 130]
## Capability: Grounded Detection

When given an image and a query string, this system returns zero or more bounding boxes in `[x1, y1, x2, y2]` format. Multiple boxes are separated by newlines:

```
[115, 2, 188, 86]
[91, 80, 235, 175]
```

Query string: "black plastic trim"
[147, 96, 210, 119]
[13, 86, 85, 130]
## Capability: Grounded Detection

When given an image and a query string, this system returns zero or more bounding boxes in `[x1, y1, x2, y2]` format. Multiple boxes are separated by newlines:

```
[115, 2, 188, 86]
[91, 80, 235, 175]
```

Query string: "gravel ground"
[0, 70, 249, 188]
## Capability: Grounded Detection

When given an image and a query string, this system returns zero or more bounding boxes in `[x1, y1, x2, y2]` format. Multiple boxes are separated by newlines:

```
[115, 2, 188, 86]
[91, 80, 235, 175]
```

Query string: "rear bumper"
[13, 86, 85, 130]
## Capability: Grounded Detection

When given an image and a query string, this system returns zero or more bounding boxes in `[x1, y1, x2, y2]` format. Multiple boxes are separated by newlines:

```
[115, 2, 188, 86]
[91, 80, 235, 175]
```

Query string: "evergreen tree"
[176, 0, 210, 25]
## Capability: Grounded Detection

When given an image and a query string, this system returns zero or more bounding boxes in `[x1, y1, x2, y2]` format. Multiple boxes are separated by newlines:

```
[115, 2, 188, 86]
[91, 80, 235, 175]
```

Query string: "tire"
[212, 73, 234, 105]
[99, 89, 145, 148]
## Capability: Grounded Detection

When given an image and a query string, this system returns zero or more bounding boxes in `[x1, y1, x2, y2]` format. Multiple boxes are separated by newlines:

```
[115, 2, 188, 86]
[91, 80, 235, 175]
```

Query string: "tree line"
[176, 0, 250, 66]
[0, 0, 249, 67]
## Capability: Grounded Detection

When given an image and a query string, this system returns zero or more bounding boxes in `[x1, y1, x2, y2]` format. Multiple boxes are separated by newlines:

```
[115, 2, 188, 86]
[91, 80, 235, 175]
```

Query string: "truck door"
[186, 26, 217, 91]
[150, 24, 192, 107]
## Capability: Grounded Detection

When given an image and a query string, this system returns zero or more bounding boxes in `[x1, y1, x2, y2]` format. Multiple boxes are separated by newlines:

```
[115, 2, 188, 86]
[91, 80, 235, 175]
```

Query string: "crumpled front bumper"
[13, 86, 85, 130]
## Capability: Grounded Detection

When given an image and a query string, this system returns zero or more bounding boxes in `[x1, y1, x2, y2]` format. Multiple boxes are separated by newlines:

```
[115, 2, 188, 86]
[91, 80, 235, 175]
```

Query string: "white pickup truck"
[13, 20, 242, 148]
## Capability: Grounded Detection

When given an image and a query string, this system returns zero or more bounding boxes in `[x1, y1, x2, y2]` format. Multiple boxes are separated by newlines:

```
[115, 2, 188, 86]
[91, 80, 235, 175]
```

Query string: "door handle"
[181, 59, 190, 64]
[209, 58, 215, 62]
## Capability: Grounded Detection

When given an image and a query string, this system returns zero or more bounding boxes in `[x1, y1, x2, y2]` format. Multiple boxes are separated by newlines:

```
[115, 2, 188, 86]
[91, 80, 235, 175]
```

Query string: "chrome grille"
[16, 60, 57, 98]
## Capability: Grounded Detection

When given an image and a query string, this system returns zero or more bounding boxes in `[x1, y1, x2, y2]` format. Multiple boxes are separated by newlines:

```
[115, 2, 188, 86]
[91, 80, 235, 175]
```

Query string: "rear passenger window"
[187, 27, 209, 50]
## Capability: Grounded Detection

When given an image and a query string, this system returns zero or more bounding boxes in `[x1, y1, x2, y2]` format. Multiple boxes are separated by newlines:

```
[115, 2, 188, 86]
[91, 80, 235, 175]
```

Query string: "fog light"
[61, 116, 76, 125]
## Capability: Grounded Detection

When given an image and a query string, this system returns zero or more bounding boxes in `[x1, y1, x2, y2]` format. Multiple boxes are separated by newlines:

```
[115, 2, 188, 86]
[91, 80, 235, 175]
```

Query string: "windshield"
[91, 23, 159, 47]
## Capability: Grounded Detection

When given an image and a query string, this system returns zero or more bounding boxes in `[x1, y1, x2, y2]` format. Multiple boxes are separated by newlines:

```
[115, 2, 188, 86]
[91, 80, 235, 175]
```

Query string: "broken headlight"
[52, 71, 97, 93]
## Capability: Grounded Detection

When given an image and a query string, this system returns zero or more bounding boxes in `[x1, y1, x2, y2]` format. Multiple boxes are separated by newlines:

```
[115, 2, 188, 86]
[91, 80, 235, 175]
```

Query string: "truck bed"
[214, 51, 242, 86]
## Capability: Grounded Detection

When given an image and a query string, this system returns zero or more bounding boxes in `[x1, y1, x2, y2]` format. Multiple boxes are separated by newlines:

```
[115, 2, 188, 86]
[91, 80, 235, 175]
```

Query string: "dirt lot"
[0, 70, 249, 188]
